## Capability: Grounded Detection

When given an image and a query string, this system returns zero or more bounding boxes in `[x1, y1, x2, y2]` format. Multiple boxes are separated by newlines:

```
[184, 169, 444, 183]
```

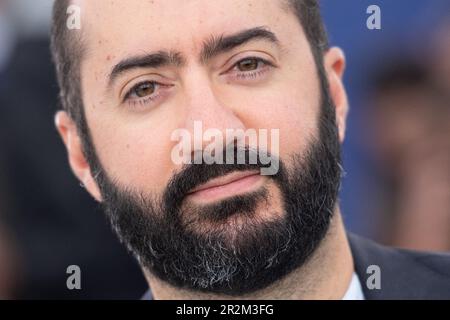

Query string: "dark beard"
[87, 82, 342, 296]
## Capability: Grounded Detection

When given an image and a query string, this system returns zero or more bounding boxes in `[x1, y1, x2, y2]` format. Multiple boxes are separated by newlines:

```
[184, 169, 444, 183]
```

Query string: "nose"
[177, 67, 247, 156]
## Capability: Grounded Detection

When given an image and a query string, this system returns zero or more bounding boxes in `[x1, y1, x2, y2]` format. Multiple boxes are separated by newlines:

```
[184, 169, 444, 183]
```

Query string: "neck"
[144, 208, 353, 300]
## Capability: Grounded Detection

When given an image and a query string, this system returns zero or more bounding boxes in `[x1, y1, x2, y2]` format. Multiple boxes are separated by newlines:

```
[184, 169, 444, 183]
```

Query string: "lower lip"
[186, 174, 264, 203]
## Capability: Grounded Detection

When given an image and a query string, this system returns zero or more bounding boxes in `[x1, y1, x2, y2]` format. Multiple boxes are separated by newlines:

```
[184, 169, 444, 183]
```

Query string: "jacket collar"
[348, 232, 450, 299]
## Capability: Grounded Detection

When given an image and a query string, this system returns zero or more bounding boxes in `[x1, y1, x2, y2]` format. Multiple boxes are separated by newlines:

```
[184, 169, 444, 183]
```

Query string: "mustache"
[162, 145, 281, 211]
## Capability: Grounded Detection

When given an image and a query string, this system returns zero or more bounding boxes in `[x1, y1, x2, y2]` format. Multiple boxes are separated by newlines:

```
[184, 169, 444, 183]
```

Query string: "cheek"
[238, 85, 320, 162]
[87, 112, 180, 194]
[251, 105, 317, 164]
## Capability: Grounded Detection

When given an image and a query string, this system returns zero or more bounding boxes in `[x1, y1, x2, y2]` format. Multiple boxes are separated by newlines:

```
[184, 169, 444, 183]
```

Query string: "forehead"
[77, 0, 300, 56]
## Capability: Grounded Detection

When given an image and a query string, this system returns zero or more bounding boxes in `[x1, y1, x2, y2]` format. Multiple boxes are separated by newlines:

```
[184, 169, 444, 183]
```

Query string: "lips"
[183, 170, 266, 203]
[188, 170, 261, 195]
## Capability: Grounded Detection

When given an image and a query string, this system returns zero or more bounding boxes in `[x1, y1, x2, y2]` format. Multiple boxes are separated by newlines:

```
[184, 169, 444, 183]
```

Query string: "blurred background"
[0, 0, 449, 299]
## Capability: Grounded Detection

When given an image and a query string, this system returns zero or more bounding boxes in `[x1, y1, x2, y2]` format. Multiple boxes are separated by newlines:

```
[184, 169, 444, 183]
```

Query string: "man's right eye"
[125, 81, 158, 100]
[121, 80, 172, 109]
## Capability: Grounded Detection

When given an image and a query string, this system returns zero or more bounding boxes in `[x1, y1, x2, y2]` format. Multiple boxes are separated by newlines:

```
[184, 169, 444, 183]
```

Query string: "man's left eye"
[236, 58, 261, 72]
[228, 57, 274, 79]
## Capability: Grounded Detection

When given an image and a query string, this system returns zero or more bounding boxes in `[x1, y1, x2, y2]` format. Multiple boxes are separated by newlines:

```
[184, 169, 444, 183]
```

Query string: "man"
[50, 0, 450, 299]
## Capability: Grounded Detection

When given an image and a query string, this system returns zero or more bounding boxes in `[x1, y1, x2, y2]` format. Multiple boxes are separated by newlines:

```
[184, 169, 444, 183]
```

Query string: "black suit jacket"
[141, 233, 450, 300]
[349, 233, 450, 299]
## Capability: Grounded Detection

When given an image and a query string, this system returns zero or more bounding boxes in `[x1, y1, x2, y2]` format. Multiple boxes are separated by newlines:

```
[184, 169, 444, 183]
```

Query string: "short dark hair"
[50, 0, 329, 141]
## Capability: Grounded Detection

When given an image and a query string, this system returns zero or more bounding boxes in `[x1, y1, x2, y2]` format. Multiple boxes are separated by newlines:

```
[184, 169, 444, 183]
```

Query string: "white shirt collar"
[342, 272, 365, 300]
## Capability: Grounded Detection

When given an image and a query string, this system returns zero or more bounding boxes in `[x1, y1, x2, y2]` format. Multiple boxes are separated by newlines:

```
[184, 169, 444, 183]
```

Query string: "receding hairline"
[55, 0, 320, 61]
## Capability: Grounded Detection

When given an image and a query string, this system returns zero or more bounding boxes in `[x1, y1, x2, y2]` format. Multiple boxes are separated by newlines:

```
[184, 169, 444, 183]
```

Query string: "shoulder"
[348, 233, 450, 299]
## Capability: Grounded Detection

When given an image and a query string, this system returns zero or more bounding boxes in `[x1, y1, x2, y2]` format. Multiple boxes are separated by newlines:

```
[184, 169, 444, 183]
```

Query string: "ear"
[323, 47, 349, 143]
[55, 111, 103, 202]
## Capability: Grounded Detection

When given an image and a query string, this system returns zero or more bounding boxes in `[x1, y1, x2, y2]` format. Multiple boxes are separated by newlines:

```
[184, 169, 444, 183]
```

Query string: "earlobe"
[324, 47, 349, 143]
[54, 111, 103, 202]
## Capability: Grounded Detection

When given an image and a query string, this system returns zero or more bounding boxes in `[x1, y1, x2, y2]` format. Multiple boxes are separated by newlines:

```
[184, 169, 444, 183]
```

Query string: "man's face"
[57, 0, 348, 295]
[80, 0, 321, 191]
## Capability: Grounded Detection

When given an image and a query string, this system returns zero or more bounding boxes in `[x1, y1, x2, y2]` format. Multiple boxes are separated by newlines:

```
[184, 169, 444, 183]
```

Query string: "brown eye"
[237, 58, 259, 72]
[133, 82, 156, 98]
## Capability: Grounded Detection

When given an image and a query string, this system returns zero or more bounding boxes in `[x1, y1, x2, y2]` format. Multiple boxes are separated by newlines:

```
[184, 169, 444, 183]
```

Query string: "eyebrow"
[108, 51, 185, 88]
[107, 26, 280, 87]
[200, 26, 280, 63]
